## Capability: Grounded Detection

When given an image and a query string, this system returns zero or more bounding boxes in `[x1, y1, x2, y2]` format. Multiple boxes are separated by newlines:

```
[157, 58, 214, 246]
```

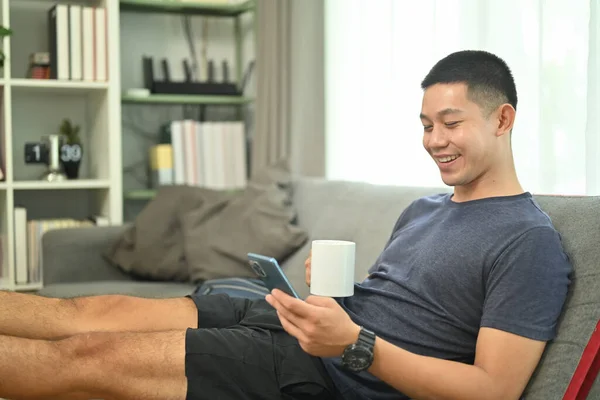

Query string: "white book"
[194, 121, 205, 187]
[13, 208, 28, 285]
[94, 7, 107, 82]
[221, 122, 235, 189]
[212, 123, 227, 189]
[201, 122, 215, 188]
[183, 120, 198, 186]
[49, 4, 70, 80]
[231, 122, 247, 188]
[171, 121, 186, 184]
[68, 5, 82, 80]
[211, 123, 222, 189]
[82, 7, 95, 81]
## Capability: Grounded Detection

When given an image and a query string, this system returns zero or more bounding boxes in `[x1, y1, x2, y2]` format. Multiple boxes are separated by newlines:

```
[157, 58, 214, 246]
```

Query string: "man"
[0, 50, 571, 400]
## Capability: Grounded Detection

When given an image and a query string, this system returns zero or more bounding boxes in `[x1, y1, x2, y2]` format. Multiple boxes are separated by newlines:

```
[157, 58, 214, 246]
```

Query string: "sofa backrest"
[526, 195, 600, 399]
[284, 177, 599, 399]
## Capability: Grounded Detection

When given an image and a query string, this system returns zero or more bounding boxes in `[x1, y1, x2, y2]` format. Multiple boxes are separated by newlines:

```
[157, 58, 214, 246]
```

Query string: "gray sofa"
[39, 177, 599, 399]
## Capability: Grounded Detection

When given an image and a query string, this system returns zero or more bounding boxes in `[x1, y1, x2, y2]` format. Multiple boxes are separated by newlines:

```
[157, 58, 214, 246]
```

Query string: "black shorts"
[185, 293, 339, 400]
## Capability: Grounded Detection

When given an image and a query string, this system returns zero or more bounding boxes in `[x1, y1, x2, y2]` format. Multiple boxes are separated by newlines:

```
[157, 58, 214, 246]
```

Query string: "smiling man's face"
[420, 83, 499, 189]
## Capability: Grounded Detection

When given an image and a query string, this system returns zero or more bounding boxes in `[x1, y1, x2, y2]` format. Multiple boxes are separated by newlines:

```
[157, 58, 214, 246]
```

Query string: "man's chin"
[440, 175, 459, 187]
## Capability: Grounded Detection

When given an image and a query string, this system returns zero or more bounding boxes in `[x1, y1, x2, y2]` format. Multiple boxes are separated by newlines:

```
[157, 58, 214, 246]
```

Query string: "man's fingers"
[271, 289, 314, 318]
[277, 312, 308, 343]
[272, 297, 306, 326]
[306, 295, 338, 307]
[267, 293, 310, 342]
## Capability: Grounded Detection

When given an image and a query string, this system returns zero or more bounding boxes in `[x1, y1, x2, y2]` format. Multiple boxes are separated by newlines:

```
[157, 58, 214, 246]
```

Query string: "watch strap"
[357, 327, 376, 349]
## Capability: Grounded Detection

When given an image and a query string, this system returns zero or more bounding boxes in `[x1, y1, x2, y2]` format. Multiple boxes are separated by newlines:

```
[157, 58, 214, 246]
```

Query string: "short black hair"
[421, 50, 518, 114]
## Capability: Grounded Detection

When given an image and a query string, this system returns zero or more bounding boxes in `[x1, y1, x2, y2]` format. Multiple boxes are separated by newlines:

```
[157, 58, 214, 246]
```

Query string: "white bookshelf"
[0, 0, 122, 291]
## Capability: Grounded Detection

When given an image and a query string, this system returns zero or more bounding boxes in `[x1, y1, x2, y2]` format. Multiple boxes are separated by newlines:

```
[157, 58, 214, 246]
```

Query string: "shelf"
[120, 0, 255, 16]
[12, 180, 111, 190]
[121, 93, 253, 105]
[10, 79, 109, 94]
[124, 187, 243, 199]
[14, 282, 43, 292]
[124, 189, 157, 200]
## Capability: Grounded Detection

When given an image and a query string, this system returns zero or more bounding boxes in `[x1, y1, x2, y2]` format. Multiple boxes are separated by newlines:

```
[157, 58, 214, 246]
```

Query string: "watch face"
[342, 345, 374, 372]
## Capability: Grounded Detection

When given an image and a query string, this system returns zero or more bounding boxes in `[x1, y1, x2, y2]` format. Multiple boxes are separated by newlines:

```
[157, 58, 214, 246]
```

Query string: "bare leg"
[0, 330, 187, 400]
[0, 290, 198, 340]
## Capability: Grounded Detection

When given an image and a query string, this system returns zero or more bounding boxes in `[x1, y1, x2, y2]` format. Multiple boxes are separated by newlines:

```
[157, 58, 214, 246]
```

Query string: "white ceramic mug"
[310, 240, 356, 297]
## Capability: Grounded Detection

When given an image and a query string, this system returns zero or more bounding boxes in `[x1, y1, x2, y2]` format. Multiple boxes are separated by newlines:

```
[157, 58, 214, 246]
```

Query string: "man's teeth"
[439, 155, 458, 163]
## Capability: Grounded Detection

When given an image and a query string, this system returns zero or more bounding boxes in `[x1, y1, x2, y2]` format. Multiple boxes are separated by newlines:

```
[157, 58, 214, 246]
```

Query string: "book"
[68, 4, 82, 80]
[149, 144, 174, 187]
[167, 120, 247, 190]
[82, 7, 95, 81]
[94, 7, 108, 81]
[48, 4, 70, 80]
[14, 208, 28, 284]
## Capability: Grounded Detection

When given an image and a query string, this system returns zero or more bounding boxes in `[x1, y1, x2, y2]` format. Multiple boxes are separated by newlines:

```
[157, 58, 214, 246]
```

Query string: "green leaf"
[0, 26, 13, 36]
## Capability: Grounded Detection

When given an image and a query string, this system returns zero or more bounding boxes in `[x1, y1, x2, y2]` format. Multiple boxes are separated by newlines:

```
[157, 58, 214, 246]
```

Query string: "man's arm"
[368, 327, 546, 400]
[266, 291, 547, 400]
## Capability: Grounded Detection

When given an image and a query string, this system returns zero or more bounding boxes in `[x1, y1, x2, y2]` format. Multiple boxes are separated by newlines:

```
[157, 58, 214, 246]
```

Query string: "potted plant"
[58, 118, 83, 179]
[0, 26, 12, 69]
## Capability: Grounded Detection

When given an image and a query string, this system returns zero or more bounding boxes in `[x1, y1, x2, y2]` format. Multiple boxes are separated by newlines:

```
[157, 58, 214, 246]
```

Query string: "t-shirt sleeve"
[481, 226, 572, 341]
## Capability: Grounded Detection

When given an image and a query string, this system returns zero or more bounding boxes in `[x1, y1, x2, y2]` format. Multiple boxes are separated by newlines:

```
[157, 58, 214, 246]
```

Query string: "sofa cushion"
[37, 281, 198, 299]
[182, 182, 308, 282]
[104, 186, 236, 282]
[182, 160, 307, 283]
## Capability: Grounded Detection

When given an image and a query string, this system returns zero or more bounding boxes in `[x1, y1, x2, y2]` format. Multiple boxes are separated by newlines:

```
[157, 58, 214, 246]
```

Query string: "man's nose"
[428, 126, 448, 148]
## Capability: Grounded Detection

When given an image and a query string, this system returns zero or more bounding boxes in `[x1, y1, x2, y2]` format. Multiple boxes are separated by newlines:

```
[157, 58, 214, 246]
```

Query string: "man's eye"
[423, 125, 433, 132]
[445, 121, 460, 127]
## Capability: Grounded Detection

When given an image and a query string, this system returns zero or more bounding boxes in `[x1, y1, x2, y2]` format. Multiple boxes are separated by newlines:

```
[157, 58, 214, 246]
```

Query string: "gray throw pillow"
[181, 181, 308, 282]
[104, 185, 237, 281]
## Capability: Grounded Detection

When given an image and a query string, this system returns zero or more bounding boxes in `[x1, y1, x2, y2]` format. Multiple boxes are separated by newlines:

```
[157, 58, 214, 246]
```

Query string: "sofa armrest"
[42, 226, 134, 285]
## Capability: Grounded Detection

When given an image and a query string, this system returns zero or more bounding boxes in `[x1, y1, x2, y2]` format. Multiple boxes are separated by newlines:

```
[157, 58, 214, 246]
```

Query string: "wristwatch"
[341, 326, 376, 372]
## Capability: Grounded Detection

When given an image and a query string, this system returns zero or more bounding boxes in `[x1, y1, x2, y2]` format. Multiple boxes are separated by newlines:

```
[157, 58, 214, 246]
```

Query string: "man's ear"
[496, 104, 516, 137]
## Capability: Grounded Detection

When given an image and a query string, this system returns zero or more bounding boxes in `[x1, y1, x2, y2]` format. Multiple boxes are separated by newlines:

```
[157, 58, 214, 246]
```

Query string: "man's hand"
[266, 289, 360, 358]
[304, 250, 311, 287]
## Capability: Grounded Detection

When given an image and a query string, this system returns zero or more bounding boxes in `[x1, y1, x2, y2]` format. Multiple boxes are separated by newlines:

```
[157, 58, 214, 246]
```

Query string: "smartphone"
[247, 253, 300, 299]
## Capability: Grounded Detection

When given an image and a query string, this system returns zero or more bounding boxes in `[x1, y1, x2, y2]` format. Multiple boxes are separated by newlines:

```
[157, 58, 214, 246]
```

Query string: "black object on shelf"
[142, 56, 241, 96]
[222, 60, 229, 83]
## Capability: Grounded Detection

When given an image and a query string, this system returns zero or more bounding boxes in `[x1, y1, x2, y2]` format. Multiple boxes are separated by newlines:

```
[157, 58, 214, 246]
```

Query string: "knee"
[57, 331, 117, 364]
[55, 333, 117, 396]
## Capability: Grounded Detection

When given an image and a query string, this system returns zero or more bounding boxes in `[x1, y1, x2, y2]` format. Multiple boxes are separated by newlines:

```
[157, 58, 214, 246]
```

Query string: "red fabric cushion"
[563, 319, 600, 400]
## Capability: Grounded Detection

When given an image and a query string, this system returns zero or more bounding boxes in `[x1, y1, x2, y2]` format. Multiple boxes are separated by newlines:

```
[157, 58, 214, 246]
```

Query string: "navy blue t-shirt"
[321, 192, 572, 399]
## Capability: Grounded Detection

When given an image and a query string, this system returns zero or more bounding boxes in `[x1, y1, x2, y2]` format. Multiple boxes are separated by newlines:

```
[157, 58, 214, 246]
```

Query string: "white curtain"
[325, 0, 600, 195]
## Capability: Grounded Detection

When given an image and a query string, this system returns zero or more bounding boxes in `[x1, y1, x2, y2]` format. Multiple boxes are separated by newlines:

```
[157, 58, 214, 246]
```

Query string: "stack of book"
[177, 0, 249, 4]
[48, 3, 107, 81]
[12, 207, 109, 285]
[150, 120, 247, 190]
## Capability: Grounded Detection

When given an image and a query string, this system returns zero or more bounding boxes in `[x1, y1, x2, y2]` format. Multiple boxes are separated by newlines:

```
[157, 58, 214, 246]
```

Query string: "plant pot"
[60, 143, 83, 179]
